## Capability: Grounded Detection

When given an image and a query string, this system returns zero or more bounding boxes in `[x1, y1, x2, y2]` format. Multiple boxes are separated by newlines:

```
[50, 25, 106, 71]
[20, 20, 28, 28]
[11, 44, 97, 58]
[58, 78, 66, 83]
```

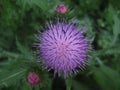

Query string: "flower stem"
[65, 77, 72, 90]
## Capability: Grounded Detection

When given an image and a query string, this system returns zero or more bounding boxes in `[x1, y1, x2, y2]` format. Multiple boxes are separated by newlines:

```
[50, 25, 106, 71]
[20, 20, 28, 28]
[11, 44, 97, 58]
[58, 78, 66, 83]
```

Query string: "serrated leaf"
[0, 68, 26, 88]
[16, 39, 35, 61]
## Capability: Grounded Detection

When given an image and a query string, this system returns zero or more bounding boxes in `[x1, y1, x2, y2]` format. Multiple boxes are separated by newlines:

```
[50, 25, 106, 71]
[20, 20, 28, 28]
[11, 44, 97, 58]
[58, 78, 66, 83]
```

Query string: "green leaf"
[103, 4, 116, 24]
[94, 45, 120, 56]
[0, 68, 26, 88]
[21, 82, 32, 90]
[16, 39, 35, 61]
[112, 15, 120, 44]
[94, 65, 120, 90]
[73, 80, 90, 90]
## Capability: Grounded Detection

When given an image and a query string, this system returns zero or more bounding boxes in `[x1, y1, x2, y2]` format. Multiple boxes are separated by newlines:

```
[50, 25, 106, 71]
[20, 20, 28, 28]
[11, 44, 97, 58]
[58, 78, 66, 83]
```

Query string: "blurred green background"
[0, 0, 120, 90]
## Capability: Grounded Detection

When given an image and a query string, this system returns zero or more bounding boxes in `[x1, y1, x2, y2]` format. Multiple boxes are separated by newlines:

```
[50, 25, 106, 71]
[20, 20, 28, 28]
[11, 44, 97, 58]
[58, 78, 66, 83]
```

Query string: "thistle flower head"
[34, 19, 91, 78]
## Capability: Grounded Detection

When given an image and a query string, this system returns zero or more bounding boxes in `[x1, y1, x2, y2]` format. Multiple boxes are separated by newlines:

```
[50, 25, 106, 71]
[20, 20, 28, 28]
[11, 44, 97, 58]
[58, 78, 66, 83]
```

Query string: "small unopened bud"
[56, 4, 67, 14]
[27, 72, 40, 85]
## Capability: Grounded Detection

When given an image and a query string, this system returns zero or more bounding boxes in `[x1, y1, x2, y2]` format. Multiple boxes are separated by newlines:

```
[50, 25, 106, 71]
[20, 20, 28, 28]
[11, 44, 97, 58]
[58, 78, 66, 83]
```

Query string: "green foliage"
[0, 67, 26, 88]
[73, 80, 90, 90]
[112, 14, 120, 44]
[0, 0, 120, 90]
[94, 65, 120, 90]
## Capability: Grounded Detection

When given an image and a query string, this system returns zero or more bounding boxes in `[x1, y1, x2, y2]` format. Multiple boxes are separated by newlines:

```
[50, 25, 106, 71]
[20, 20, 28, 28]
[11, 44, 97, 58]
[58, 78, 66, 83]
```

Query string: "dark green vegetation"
[0, 0, 120, 90]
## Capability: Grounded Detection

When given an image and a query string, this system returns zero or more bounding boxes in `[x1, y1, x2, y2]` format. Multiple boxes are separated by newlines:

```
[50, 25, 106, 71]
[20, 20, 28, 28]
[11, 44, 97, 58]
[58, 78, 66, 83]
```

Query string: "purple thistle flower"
[34, 19, 90, 78]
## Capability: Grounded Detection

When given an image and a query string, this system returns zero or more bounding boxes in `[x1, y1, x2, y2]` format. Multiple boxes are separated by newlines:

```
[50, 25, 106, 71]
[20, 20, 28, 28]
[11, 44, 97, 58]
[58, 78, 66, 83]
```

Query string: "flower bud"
[56, 4, 67, 14]
[27, 72, 39, 84]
